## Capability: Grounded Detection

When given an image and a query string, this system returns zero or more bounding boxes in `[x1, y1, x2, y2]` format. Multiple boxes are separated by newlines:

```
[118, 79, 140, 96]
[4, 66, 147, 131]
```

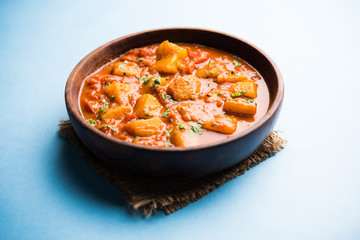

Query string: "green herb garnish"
[105, 82, 111, 86]
[232, 60, 242, 67]
[177, 124, 186, 130]
[136, 58, 143, 62]
[189, 123, 204, 137]
[140, 76, 150, 85]
[123, 60, 129, 64]
[231, 90, 246, 98]
[162, 93, 172, 100]
[245, 98, 257, 104]
[165, 128, 173, 136]
[86, 119, 97, 127]
[150, 78, 161, 88]
[143, 110, 153, 117]
[161, 109, 171, 118]
[108, 125, 118, 132]
[101, 99, 109, 105]
[98, 108, 106, 114]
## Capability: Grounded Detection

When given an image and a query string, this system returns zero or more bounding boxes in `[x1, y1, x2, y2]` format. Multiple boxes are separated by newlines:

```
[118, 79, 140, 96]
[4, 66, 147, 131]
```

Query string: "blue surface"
[1, 0, 360, 239]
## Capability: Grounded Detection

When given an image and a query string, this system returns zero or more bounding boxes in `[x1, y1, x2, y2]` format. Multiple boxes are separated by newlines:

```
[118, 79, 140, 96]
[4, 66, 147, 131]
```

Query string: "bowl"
[65, 28, 284, 178]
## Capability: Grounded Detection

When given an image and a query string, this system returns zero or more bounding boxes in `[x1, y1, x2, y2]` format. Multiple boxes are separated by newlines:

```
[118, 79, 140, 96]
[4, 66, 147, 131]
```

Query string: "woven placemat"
[58, 120, 286, 216]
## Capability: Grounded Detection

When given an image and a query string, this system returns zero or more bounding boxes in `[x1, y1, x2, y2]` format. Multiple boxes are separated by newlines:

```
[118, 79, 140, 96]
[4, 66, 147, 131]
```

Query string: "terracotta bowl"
[65, 28, 284, 178]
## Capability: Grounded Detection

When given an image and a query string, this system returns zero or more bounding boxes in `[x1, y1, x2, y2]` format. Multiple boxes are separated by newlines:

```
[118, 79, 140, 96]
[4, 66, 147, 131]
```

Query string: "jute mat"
[58, 120, 286, 216]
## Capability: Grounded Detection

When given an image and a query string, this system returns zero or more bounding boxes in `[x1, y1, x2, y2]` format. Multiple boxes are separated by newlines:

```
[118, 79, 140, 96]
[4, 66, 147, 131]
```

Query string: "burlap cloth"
[58, 120, 286, 216]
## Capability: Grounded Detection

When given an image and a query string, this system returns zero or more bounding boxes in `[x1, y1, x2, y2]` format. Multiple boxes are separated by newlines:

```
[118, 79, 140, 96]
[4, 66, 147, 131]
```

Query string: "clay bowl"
[65, 28, 284, 178]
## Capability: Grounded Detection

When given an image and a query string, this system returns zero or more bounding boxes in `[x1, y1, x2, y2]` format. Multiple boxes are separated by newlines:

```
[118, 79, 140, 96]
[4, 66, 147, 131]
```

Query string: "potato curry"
[79, 41, 269, 147]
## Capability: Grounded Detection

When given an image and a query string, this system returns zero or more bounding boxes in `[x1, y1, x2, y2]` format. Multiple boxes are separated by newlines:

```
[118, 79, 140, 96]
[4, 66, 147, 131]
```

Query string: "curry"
[79, 41, 269, 147]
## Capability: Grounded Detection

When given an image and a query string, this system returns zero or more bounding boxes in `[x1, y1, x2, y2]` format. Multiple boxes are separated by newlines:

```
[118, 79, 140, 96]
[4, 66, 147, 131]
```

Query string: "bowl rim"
[65, 27, 284, 152]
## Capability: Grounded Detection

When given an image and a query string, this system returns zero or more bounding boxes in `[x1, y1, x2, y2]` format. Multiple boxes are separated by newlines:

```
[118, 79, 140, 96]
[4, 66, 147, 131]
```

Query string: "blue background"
[1, 0, 360, 239]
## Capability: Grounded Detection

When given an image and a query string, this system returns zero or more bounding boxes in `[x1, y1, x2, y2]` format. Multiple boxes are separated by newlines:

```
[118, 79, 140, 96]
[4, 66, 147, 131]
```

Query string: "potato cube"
[223, 98, 257, 115]
[170, 126, 192, 147]
[177, 102, 216, 122]
[217, 72, 248, 83]
[156, 40, 188, 59]
[112, 61, 140, 76]
[101, 106, 132, 120]
[150, 54, 180, 74]
[134, 94, 163, 119]
[203, 115, 237, 134]
[230, 80, 258, 98]
[195, 62, 225, 78]
[124, 117, 164, 137]
[104, 82, 136, 105]
[167, 75, 201, 101]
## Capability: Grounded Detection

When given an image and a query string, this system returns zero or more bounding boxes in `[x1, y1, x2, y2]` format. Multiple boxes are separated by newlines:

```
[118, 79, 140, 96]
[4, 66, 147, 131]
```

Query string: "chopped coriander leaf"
[123, 60, 129, 64]
[105, 82, 111, 86]
[143, 110, 153, 117]
[217, 92, 223, 96]
[108, 125, 118, 132]
[119, 65, 125, 70]
[111, 95, 115, 99]
[173, 100, 179, 105]
[169, 119, 173, 123]
[86, 119, 97, 127]
[161, 109, 171, 118]
[177, 124, 186, 130]
[133, 138, 139, 142]
[209, 71, 214, 75]
[189, 123, 204, 137]
[164, 77, 169, 80]
[136, 58, 143, 62]
[206, 59, 211, 69]
[245, 98, 257, 104]
[165, 128, 173, 135]
[101, 99, 109, 105]
[88, 101, 94, 104]
[98, 108, 107, 114]
[99, 124, 118, 132]
[150, 78, 161, 88]
[162, 93, 172, 100]
[123, 72, 126, 76]
[140, 76, 150, 85]
[197, 120, 204, 125]
[231, 90, 246, 98]
[226, 71, 235, 75]
[232, 60, 242, 67]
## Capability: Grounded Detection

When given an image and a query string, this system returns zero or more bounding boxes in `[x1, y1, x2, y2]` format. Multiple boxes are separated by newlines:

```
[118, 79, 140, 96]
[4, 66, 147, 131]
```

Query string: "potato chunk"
[203, 115, 237, 134]
[156, 40, 188, 59]
[170, 125, 191, 147]
[195, 62, 225, 78]
[101, 106, 132, 120]
[217, 72, 248, 83]
[104, 82, 136, 105]
[150, 54, 179, 74]
[124, 117, 164, 137]
[167, 75, 201, 101]
[177, 102, 219, 122]
[230, 80, 258, 98]
[134, 94, 163, 119]
[223, 98, 257, 115]
[112, 61, 140, 76]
